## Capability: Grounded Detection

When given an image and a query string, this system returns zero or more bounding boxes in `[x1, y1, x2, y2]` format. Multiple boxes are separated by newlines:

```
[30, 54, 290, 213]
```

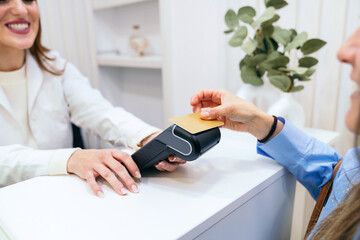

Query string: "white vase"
[236, 76, 280, 112]
[267, 92, 305, 128]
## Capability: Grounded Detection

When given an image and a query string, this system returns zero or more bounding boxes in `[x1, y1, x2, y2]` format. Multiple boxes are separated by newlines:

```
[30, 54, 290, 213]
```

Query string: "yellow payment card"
[168, 112, 224, 134]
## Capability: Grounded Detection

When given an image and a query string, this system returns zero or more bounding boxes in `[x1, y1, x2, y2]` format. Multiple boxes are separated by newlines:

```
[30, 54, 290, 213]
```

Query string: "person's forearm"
[63, 62, 160, 149]
[0, 145, 60, 187]
[257, 119, 342, 199]
[248, 111, 284, 142]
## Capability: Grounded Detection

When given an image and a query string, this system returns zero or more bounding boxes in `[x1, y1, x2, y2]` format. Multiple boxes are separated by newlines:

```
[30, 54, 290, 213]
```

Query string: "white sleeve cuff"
[127, 127, 160, 150]
[48, 148, 79, 175]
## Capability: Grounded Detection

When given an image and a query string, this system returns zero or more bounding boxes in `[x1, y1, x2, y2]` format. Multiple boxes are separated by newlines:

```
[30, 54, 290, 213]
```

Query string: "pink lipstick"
[5, 20, 30, 34]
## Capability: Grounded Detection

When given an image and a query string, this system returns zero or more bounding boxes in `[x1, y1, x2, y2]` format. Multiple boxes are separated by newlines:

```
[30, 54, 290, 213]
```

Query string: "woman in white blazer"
[0, 0, 185, 198]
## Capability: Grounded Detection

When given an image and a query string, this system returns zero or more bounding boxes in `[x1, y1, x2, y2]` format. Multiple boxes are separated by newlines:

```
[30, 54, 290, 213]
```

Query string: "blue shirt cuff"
[257, 117, 342, 199]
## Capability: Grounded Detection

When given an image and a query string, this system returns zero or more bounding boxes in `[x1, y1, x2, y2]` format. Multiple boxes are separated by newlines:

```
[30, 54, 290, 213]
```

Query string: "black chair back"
[71, 124, 84, 148]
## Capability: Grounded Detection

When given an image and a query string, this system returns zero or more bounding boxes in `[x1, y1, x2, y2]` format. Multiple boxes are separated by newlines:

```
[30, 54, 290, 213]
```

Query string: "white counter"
[0, 128, 338, 240]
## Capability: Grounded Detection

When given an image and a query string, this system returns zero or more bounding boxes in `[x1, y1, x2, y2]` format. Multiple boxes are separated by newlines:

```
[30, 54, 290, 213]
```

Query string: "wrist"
[248, 111, 274, 140]
[258, 116, 278, 143]
[138, 131, 161, 147]
[66, 149, 80, 174]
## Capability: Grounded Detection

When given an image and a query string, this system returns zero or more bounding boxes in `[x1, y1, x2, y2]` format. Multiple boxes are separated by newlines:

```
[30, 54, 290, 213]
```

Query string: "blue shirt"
[257, 118, 360, 238]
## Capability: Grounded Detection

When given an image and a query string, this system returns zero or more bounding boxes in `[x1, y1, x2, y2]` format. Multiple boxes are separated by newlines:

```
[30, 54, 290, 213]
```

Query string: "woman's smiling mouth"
[5, 20, 30, 34]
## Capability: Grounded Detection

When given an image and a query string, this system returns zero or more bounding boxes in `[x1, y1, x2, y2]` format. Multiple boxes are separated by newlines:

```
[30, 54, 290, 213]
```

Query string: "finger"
[190, 93, 200, 106]
[191, 99, 205, 113]
[192, 105, 200, 113]
[194, 89, 223, 105]
[190, 90, 212, 105]
[168, 156, 186, 164]
[104, 158, 139, 193]
[192, 99, 220, 113]
[95, 164, 128, 195]
[201, 105, 227, 120]
[85, 171, 104, 198]
[193, 104, 202, 113]
[197, 100, 220, 109]
[191, 89, 227, 114]
[154, 161, 165, 171]
[155, 161, 179, 172]
[217, 116, 226, 123]
[177, 159, 187, 164]
[111, 150, 141, 179]
[168, 155, 177, 162]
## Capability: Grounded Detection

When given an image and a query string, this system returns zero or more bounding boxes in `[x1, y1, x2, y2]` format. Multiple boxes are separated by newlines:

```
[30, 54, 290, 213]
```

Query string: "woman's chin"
[6, 37, 36, 50]
[14, 41, 35, 50]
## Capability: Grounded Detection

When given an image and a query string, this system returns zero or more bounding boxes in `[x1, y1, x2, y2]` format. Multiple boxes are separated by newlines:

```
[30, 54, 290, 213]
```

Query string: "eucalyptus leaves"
[225, 0, 326, 92]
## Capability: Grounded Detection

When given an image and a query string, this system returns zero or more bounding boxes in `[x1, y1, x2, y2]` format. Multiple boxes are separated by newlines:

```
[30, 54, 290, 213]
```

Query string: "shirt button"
[346, 187, 350, 191]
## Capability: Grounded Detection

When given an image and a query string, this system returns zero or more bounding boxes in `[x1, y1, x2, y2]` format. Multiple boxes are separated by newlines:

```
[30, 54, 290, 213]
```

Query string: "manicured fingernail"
[135, 171, 141, 178]
[201, 111, 209, 118]
[97, 191, 104, 198]
[159, 161, 165, 167]
[170, 156, 177, 162]
[120, 188, 128, 195]
[131, 184, 139, 193]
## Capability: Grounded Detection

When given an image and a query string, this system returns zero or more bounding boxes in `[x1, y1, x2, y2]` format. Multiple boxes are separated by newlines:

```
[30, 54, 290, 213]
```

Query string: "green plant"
[224, 0, 326, 92]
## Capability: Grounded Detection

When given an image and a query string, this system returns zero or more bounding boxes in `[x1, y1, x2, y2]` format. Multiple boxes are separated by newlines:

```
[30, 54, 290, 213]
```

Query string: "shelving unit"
[97, 53, 162, 69]
[90, 0, 166, 130]
[92, 0, 153, 11]
[92, 0, 162, 66]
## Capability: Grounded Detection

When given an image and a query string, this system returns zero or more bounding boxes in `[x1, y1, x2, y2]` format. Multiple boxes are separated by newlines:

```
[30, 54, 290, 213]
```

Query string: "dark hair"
[29, 14, 64, 76]
[309, 106, 360, 239]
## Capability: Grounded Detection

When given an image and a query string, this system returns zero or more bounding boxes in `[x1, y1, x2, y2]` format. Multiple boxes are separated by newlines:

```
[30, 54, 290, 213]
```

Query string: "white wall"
[37, 0, 98, 87]
[160, 0, 228, 119]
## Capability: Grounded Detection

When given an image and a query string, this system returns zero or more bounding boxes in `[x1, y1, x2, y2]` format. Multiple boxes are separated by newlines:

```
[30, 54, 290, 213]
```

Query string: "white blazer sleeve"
[62, 62, 160, 149]
[0, 145, 77, 187]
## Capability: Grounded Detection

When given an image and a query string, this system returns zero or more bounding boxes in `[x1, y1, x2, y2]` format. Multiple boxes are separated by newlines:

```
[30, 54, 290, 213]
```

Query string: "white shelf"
[97, 53, 162, 69]
[92, 0, 153, 11]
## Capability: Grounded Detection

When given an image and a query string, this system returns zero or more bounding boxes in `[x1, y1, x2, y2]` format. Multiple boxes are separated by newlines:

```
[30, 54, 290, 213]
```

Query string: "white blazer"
[0, 51, 158, 187]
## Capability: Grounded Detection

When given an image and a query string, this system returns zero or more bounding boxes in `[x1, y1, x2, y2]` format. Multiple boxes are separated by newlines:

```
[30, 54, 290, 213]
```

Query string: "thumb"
[200, 106, 227, 120]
